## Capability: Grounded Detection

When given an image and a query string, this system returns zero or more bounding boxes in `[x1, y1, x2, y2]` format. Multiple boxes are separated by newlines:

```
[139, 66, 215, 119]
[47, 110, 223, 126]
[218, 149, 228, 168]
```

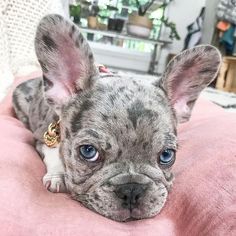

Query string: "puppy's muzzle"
[115, 183, 147, 210]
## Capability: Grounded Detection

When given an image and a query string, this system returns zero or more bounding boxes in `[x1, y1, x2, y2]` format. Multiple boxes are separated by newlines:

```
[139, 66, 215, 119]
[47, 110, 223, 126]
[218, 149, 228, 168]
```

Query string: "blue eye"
[79, 145, 99, 162]
[159, 149, 175, 166]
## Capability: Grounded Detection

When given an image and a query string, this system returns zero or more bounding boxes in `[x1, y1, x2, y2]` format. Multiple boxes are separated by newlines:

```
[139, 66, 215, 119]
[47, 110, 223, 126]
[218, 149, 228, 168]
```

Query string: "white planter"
[127, 24, 151, 38]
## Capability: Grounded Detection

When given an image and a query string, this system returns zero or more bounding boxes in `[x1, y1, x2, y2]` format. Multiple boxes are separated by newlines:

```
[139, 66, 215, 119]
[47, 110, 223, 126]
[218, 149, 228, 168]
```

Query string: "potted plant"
[127, 0, 179, 40]
[69, 4, 81, 24]
[127, 0, 155, 37]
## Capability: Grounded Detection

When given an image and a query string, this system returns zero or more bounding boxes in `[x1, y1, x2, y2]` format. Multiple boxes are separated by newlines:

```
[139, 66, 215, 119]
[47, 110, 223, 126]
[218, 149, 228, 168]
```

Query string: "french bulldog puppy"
[12, 14, 221, 222]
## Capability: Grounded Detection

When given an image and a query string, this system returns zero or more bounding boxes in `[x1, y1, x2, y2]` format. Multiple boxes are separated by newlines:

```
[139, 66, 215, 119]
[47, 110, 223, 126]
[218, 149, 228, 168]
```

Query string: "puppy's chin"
[77, 201, 167, 222]
[86, 197, 167, 222]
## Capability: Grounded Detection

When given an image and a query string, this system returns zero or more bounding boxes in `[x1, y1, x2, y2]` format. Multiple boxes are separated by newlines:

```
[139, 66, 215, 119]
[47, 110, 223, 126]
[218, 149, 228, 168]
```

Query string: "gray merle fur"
[12, 14, 222, 222]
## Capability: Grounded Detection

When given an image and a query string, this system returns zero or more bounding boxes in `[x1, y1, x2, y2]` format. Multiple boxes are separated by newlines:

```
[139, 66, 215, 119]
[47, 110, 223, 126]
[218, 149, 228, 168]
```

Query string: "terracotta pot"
[87, 16, 98, 29]
[128, 14, 153, 29]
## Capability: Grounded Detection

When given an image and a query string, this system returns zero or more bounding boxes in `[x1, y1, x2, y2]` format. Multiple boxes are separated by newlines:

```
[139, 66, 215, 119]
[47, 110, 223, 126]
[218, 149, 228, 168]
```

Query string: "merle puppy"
[12, 14, 221, 222]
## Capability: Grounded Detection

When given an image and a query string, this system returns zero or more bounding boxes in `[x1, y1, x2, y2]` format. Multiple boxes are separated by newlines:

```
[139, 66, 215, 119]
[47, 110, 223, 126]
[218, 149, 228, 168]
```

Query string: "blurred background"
[1, 0, 236, 108]
[68, 0, 205, 74]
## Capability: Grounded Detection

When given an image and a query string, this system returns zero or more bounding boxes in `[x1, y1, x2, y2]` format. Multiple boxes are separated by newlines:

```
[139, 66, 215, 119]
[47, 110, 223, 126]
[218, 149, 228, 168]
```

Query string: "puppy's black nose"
[115, 183, 147, 210]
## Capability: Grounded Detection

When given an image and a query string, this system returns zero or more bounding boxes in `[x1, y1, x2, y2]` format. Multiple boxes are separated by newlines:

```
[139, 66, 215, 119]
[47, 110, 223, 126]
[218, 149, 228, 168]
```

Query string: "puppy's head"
[35, 15, 221, 221]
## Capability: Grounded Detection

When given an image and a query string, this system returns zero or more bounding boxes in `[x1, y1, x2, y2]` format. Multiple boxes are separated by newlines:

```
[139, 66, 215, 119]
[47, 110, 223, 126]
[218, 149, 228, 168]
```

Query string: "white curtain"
[0, 0, 69, 99]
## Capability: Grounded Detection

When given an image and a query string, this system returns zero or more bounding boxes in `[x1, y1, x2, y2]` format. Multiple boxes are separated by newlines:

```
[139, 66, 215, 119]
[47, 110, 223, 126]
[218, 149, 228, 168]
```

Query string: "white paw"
[43, 172, 67, 193]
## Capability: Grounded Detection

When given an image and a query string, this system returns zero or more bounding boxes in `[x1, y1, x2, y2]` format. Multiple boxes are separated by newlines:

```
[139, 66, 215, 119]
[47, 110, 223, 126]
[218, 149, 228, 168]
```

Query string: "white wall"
[201, 0, 220, 44]
[157, 0, 206, 73]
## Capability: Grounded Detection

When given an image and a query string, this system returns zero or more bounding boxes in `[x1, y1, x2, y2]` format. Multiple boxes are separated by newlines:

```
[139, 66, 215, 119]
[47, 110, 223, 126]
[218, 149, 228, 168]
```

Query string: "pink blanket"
[0, 75, 235, 235]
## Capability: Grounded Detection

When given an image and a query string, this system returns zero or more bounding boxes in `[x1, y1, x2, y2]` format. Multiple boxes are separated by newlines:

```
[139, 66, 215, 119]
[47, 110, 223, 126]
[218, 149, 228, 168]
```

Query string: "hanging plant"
[160, 17, 181, 40]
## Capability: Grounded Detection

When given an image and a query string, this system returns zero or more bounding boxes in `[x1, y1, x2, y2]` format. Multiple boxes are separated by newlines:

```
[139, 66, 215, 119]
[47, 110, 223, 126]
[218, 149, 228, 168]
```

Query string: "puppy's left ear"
[161, 45, 222, 123]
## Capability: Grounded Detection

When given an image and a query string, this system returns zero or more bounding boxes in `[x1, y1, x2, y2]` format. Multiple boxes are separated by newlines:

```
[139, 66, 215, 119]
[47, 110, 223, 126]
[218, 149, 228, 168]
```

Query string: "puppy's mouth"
[123, 216, 142, 222]
[123, 212, 144, 222]
[114, 207, 155, 222]
[110, 208, 141, 222]
[123, 217, 142, 222]
[124, 217, 138, 222]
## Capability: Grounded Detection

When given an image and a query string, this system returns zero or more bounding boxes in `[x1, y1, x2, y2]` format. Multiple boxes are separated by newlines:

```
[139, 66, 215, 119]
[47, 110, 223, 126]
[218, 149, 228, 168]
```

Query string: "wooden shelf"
[79, 27, 172, 45]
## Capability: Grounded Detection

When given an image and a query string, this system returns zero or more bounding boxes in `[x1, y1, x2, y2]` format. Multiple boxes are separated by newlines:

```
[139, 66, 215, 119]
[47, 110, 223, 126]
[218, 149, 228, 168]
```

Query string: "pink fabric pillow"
[0, 76, 235, 235]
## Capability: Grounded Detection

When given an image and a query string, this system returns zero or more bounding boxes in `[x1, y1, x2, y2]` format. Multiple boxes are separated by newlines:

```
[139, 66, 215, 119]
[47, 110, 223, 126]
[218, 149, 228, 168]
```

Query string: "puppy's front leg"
[41, 145, 67, 193]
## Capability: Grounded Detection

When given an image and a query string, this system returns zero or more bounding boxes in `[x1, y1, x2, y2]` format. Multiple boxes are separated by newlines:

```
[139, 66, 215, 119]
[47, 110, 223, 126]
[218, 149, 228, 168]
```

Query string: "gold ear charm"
[43, 120, 61, 148]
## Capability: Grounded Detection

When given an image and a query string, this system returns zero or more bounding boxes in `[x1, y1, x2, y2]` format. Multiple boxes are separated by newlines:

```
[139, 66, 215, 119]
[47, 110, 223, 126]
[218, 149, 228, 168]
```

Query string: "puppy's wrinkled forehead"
[63, 75, 176, 147]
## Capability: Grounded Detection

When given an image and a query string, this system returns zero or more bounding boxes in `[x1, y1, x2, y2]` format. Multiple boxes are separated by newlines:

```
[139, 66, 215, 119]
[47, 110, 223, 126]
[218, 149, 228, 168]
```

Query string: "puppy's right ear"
[35, 14, 98, 109]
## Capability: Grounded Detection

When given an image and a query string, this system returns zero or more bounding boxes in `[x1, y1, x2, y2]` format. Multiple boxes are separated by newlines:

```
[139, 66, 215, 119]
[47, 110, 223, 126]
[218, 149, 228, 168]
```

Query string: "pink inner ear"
[55, 36, 85, 92]
[168, 70, 201, 123]
[45, 35, 88, 104]
[173, 98, 191, 123]
[169, 66, 197, 104]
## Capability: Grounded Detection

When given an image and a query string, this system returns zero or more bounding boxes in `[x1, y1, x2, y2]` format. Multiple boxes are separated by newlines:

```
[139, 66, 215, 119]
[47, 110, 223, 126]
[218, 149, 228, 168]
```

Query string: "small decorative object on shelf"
[87, 1, 100, 29]
[99, 4, 124, 32]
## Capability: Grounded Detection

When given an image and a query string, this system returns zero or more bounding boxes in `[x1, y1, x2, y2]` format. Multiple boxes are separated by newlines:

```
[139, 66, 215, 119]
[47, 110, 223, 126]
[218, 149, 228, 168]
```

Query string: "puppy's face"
[35, 15, 221, 221]
[60, 76, 176, 221]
